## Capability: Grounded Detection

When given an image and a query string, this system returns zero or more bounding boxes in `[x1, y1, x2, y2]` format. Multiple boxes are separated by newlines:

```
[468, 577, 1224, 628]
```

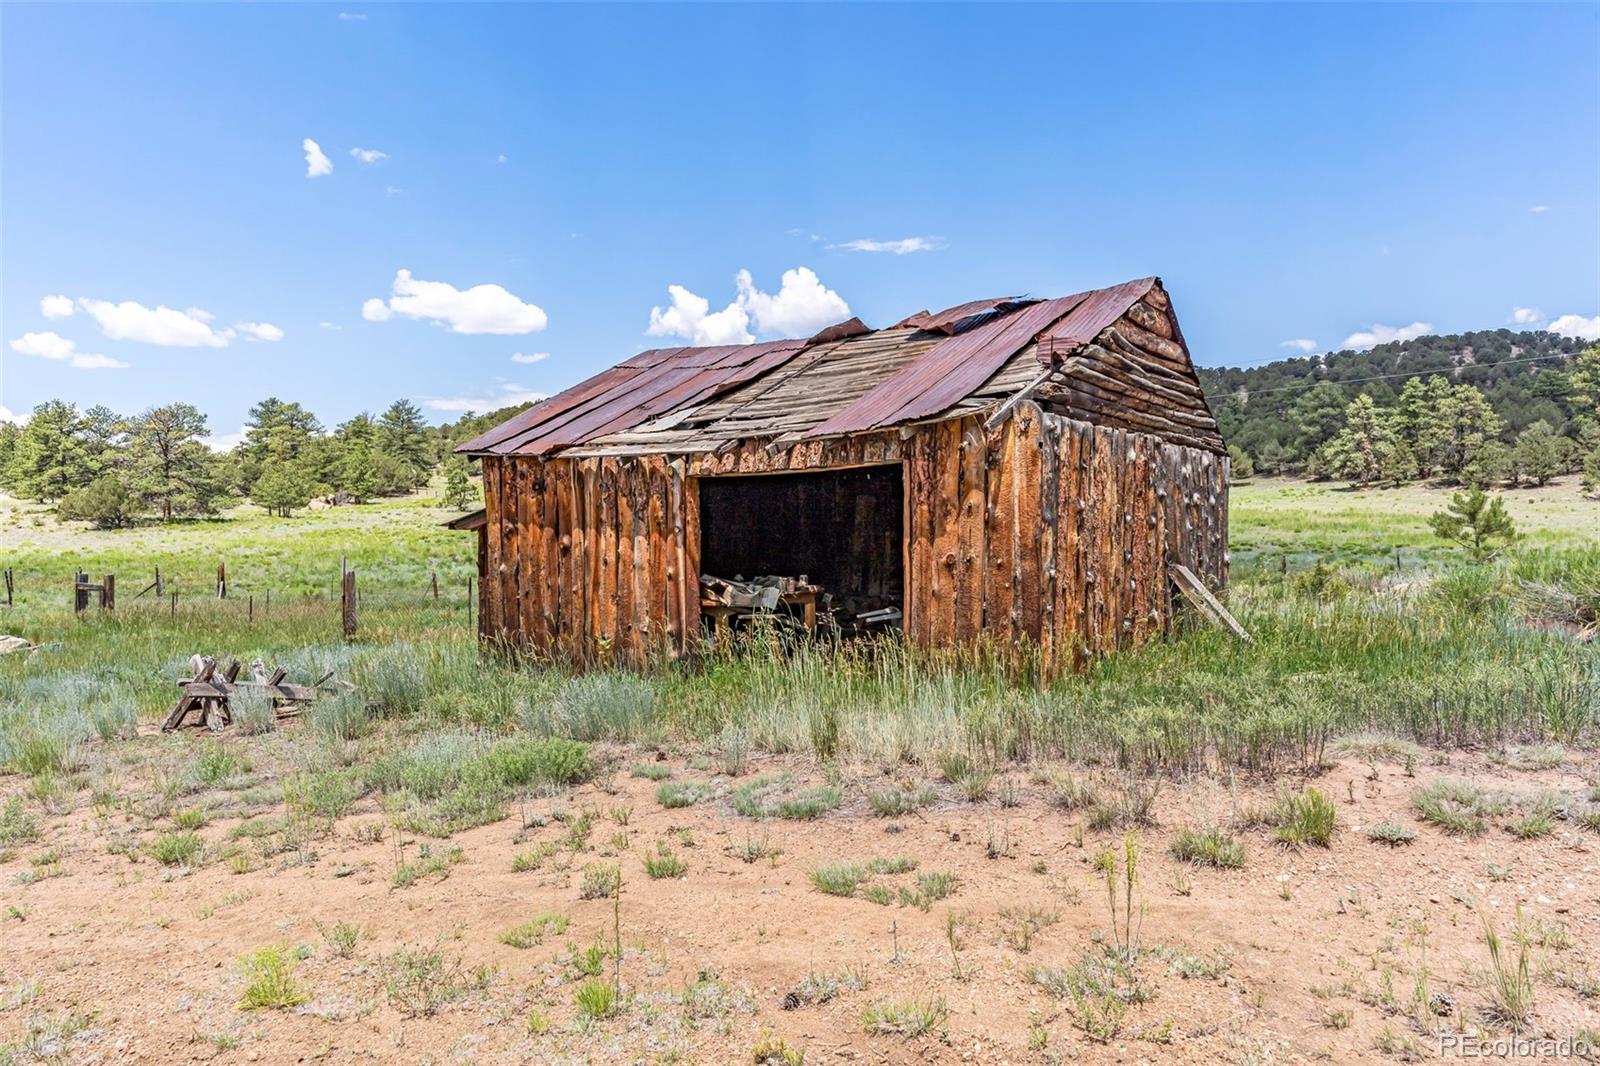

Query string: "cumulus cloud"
[1280, 339, 1318, 353]
[78, 298, 232, 347]
[362, 269, 547, 335]
[496, 154, 508, 163]
[40, 294, 74, 319]
[9, 330, 128, 370]
[422, 383, 547, 413]
[320, 321, 342, 330]
[648, 284, 756, 345]
[234, 321, 285, 342]
[828, 236, 946, 255]
[1510, 307, 1541, 325]
[647, 267, 850, 346]
[510, 351, 549, 364]
[350, 147, 388, 164]
[1340, 321, 1434, 351]
[0, 405, 29, 425]
[303, 138, 333, 177]
[1548, 313, 1600, 342]
[1529, 205, 1550, 214]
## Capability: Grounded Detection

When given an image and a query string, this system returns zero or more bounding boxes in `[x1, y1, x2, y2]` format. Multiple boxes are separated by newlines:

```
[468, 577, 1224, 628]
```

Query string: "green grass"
[1270, 788, 1336, 847]
[810, 862, 869, 897]
[861, 997, 948, 1037]
[573, 978, 618, 1020]
[1411, 779, 1509, 836]
[237, 946, 308, 1010]
[148, 829, 204, 867]
[643, 842, 688, 879]
[1366, 821, 1417, 846]
[1169, 828, 1247, 868]
[498, 913, 569, 948]
[657, 780, 712, 809]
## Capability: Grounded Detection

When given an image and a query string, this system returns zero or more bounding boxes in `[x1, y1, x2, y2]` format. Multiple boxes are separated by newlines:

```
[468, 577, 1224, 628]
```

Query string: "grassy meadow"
[1, 474, 1596, 779]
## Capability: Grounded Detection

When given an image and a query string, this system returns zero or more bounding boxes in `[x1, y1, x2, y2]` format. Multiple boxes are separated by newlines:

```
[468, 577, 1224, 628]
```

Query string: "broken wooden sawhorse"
[160, 654, 345, 733]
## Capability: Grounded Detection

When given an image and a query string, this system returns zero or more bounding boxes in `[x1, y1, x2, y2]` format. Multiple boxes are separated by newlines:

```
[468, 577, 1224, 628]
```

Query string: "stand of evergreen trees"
[0, 395, 534, 527]
[1202, 331, 1600, 492]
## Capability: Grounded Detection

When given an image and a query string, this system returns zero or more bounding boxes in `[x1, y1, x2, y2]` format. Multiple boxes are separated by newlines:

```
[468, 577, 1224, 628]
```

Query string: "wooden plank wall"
[900, 401, 1228, 670]
[478, 405, 1227, 671]
[479, 453, 701, 664]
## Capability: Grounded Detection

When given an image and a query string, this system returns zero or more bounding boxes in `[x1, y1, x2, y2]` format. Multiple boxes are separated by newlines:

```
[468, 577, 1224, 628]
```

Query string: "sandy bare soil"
[2, 740, 1597, 1065]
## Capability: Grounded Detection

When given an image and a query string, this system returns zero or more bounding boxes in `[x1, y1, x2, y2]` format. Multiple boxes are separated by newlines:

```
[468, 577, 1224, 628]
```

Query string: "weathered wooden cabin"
[455, 275, 1228, 671]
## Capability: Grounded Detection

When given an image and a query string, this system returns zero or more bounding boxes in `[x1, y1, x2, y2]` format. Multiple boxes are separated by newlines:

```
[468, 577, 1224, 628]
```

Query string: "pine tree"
[1320, 395, 1401, 485]
[251, 464, 311, 517]
[126, 403, 225, 520]
[1429, 488, 1518, 562]
[5, 401, 90, 501]
[1434, 384, 1502, 480]
[443, 456, 477, 509]
[378, 399, 431, 487]
[1510, 420, 1568, 487]
[59, 473, 137, 528]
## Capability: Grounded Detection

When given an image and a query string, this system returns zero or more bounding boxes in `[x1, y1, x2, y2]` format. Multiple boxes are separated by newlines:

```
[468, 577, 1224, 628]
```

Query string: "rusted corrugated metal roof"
[459, 277, 1169, 457]
[458, 339, 808, 456]
[1036, 276, 1158, 364]
[803, 278, 1157, 439]
[892, 296, 1031, 335]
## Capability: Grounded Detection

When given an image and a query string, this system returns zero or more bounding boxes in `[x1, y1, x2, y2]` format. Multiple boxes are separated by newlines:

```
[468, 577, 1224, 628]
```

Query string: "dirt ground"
[2, 739, 1597, 1065]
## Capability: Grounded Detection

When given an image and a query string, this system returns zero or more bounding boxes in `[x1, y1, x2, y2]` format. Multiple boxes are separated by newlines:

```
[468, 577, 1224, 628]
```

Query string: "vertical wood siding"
[477, 402, 1227, 671]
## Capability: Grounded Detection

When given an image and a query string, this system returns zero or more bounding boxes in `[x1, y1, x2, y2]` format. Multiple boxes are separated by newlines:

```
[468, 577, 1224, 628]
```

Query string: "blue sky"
[3, 2, 1597, 442]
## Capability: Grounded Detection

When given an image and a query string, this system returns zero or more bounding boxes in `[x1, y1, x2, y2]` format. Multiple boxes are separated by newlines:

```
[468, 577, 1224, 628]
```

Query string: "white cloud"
[1510, 307, 1541, 325]
[646, 267, 850, 346]
[201, 429, 247, 452]
[78, 298, 232, 347]
[0, 405, 29, 426]
[9, 330, 128, 370]
[1548, 313, 1600, 342]
[234, 321, 285, 342]
[337, 11, 367, 20]
[40, 294, 73, 319]
[510, 351, 549, 364]
[737, 267, 850, 337]
[1529, 205, 1550, 214]
[1280, 338, 1318, 353]
[1340, 321, 1434, 351]
[422, 383, 547, 413]
[828, 236, 946, 255]
[350, 147, 388, 164]
[362, 269, 547, 334]
[496, 154, 508, 163]
[303, 138, 333, 178]
[647, 284, 755, 345]
[320, 320, 341, 330]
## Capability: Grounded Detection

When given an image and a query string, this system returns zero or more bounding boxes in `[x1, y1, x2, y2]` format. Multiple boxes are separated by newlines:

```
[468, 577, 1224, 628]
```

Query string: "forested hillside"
[1199, 329, 1600, 489]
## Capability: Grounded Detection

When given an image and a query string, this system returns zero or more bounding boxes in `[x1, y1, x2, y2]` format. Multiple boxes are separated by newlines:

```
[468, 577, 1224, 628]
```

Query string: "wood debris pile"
[160, 654, 350, 733]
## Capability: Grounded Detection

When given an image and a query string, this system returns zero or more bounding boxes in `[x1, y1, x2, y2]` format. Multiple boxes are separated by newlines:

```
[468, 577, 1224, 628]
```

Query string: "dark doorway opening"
[697, 464, 904, 632]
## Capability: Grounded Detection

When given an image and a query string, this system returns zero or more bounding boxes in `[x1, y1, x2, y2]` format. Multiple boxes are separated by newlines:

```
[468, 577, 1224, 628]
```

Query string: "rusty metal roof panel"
[1036, 276, 1157, 364]
[461, 338, 810, 456]
[892, 296, 1030, 334]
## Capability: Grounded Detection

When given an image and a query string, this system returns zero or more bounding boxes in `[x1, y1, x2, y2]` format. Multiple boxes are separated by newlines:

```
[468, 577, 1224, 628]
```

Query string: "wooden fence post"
[74, 571, 88, 614]
[341, 570, 357, 638]
[467, 578, 474, 629]
[217, 562, 227, 599]
[248, 594, 254, 624]
[102, 574, 115, 611]
[154, 566, 163, 597]
[431, 572, 439, 600]
[3, 567, 12, 606]
[170, 590, 177, 619]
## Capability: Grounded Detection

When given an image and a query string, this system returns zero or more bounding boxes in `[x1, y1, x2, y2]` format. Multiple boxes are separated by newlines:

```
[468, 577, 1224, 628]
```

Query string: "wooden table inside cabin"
[700, 587, 820, 635]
